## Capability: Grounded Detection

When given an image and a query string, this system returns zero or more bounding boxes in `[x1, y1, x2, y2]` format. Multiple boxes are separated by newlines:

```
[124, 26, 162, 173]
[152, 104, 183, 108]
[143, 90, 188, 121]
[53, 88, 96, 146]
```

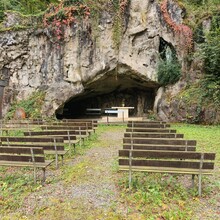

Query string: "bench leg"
[191, 174, 195, 188]
[74, 143, 76, 153]
[129, 169, 132, 189]
[61, 155, 64, 166]
[198, 174, 202, 196]
[42, 168, 46, 183]
[56, 154, 58, 169]
[33, 167, 37, 184]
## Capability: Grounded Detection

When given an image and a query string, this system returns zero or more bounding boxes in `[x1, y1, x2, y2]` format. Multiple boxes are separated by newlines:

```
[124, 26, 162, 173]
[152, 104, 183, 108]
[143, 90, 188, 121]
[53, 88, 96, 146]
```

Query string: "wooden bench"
[123, 138, 196, 151]
[0, 146, 53, 183]
[51, 121, 96, 133]
[104, 109, 119, 116]
[62, 120, 98, 132]
[127, 122, 170, 128]
[85, 108, 102, 116]
[40, 126, 90, 143]
[23, 130, 80, 151]
[128, 120, 167, 124]
[126, 127, 177, 133]
[0, 136, 65, 169]
[124, 132, 184, 139]
[61, 119, 98, 131]
[119, 149, 216, 196]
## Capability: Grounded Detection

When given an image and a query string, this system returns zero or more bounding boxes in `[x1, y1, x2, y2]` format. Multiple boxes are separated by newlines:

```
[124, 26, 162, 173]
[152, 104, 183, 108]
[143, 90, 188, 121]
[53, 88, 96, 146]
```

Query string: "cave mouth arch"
[56, 72, 159, 119]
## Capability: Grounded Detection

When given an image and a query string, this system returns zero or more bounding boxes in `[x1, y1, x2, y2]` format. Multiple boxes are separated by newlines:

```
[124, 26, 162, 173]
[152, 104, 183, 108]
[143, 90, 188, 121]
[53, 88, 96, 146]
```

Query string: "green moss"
[6, 90, 46, 119]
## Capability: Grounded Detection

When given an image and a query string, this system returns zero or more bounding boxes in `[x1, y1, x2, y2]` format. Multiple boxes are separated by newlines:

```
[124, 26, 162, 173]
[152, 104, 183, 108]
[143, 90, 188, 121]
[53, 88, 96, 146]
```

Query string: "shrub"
[157, 59, 181, 86]
[199, 15, 220, 105]
[6, 91, 45, 119]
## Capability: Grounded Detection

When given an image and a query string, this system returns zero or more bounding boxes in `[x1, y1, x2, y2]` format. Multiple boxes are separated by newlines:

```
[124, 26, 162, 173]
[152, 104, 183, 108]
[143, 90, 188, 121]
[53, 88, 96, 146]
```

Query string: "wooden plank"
[127, 124, 170, 128]
[42, 125, 93, 130]
[0, 136, 64, 143]
[126, 128, 177, 133]
[128, 121, 166, 124]
[119, 150, 216, 160]
[24, 131, 77, 136]
[0, 155, 45, 162]
[119, 159, 215, 170]
[0, 147, 43, 154]
[40, 127, 88, 135]
[124, 132, 184, 138]
[123, 138, 196, 145]
[123, 144, 196, 151]
[118, 166, 213, 175]
[0, 160, 53, 168]
[1, 144, 65, 151]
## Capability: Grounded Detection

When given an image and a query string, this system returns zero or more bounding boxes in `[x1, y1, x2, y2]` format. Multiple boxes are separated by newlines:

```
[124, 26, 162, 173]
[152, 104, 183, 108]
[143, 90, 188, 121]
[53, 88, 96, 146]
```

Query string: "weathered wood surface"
[126, 128, 176, 133]
[123, 138, 196, 145]
[123, 144, 196, 151]
[124, 132, 184, 138]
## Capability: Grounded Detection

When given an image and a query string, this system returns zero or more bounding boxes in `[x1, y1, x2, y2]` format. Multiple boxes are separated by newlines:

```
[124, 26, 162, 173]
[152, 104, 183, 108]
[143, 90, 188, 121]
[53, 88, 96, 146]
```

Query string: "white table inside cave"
[111, 107, 134, 118]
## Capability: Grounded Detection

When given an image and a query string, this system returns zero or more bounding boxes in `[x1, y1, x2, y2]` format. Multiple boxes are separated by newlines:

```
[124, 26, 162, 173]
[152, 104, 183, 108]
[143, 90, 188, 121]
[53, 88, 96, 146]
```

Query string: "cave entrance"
[56, 73, 158, 119]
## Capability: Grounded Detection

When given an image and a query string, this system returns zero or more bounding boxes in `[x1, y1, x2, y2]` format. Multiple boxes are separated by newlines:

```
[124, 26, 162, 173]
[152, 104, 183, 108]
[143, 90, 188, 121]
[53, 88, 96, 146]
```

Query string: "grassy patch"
[117, 123, 220, 219]
[0, 169, 43, 215]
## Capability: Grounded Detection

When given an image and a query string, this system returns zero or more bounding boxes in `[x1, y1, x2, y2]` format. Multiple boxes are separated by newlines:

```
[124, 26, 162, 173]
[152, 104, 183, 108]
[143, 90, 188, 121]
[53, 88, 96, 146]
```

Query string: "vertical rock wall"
[0, 0, 189, 118]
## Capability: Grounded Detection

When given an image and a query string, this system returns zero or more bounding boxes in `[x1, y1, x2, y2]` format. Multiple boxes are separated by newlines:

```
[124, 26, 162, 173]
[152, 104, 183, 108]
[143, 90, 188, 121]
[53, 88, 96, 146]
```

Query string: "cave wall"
[0, 0, 196, 120]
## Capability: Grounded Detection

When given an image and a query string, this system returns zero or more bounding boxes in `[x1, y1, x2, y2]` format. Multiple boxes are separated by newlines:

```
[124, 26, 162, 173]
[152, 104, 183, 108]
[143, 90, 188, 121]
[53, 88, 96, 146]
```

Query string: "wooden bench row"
[0, 119, 98, 184]
[119, 120, 216, 196]
[0, 146, 53, 184]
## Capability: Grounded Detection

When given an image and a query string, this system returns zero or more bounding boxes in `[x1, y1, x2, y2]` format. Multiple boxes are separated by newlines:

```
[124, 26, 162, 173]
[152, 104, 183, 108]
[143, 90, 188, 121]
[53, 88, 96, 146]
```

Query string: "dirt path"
[19, 125, 126, 219]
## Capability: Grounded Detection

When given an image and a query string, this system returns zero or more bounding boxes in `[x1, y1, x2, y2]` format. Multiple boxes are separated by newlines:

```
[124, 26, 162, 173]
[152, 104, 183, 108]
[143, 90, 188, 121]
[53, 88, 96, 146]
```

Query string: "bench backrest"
[23, 131, 77, 140]
[62, 119, 98, 126]
[0, 136, 64, 144]
[0, 136, 65, 152]
[126, 128, 176, 133]
[123, 138, 196, 146]
[40, 127, 88, 135]
[124, 132, 184, 138]
[127, 123, 170, 128]
[0, 146, 45, 163]
[123, 144, 196, 151]
[119, 150, 215, 171]
[52, 121, 93, 127]
[128, 121, 166, 124]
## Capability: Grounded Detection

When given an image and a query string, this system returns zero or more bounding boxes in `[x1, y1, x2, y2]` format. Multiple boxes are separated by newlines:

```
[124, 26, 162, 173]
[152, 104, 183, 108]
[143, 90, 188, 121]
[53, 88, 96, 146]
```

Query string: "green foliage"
[6, 91, 45, 119]
[199, 15, 220, 106]
[118, 172, 192, 219]
[157, 59, 181, 86]
[0, 169, 42, 213]
[0, 0, 59, 21]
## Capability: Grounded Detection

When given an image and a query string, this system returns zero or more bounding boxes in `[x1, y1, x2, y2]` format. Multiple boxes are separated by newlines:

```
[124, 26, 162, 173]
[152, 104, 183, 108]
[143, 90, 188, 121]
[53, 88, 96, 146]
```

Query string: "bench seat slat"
[119, 159, 214, 170]
[0, 136, 63, 143]
[0, 147, 43, 154]
[123, 138, 196, 145]
[123, 144, 196, 151]
[0, 160, 53, 168]
[1, 144, 65, 150]
[119, 166, 213, 175]
[124, 133, 184, 138]
[119, 150, 215, 160]
[126, 128, 177, 133]
[0, 155, 45, 162]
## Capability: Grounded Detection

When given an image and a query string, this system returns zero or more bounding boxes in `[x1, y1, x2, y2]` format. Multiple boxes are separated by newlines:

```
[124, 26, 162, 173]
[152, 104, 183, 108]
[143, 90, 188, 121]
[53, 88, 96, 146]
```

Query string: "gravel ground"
[18, 126, 126, 219]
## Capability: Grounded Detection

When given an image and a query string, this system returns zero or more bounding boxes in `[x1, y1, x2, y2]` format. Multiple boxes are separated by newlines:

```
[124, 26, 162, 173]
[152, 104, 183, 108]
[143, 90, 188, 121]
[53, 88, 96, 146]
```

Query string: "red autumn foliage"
[43, 1, 90, 45]
[160, 0, 193, 52]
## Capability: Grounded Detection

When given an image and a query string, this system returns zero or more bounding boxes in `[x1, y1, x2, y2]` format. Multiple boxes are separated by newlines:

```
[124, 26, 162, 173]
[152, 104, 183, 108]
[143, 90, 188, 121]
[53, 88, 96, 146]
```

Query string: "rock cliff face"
[1, 0, 217, 122]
